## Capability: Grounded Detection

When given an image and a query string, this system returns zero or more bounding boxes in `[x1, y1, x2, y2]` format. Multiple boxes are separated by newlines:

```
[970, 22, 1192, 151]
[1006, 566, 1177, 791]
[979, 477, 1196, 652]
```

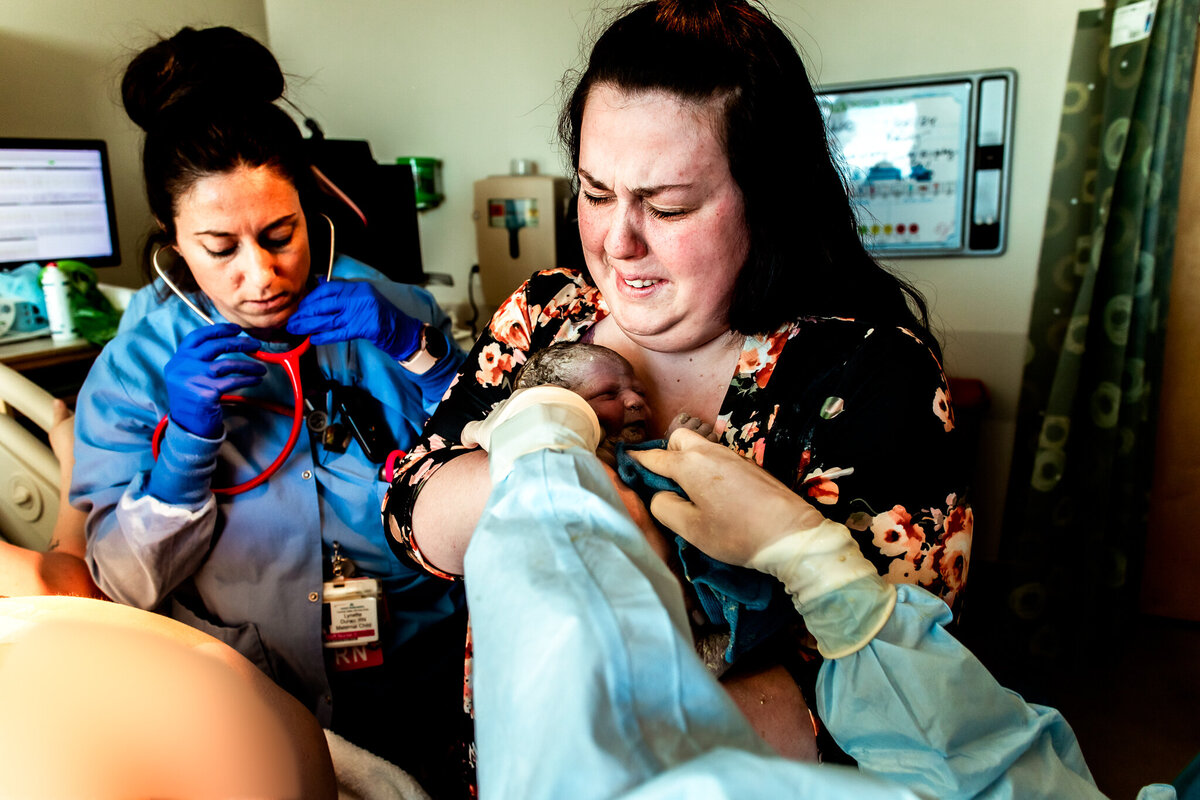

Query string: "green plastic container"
[399, 156, 444, 210]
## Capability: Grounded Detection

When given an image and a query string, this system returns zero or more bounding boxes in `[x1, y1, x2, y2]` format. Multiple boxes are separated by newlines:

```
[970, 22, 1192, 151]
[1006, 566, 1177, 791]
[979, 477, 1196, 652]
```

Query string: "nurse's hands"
[631, 429, 893, 658]
[286, 279, 422, 360]
[462, 386, 603, 483]
[165, 324, 265, 438]
[628, 428, 826, 567]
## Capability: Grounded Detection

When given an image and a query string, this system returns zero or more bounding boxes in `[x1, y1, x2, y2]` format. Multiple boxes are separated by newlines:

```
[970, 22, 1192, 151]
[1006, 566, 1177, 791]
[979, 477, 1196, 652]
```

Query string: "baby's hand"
[596, 438, 619, 469]
[664, 412, 718, 442]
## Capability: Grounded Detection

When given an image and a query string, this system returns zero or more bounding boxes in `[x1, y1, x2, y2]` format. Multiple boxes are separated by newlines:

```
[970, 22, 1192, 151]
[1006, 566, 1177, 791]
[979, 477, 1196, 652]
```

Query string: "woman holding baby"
[383, 0, 971, 785]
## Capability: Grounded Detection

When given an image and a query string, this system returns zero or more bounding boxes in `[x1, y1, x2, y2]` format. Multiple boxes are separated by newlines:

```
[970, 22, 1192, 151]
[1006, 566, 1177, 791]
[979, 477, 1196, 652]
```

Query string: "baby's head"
[515, 343, 648, 442]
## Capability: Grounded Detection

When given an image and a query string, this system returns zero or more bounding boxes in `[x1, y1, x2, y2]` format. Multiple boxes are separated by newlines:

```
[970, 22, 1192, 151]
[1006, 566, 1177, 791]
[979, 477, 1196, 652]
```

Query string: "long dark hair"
[559, 0, 936, 348]
[121, 26, 316, 292]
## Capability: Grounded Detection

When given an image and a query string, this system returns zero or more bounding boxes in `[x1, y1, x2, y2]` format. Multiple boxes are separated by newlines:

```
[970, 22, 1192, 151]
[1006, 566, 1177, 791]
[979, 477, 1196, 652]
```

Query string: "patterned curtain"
[998, 0, 1199, 667]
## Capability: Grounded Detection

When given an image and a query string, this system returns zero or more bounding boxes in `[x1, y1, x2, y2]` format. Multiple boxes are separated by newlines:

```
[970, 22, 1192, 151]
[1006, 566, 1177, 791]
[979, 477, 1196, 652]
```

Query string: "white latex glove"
[630, 428, 895, 658]
[462, 386, 603, 484]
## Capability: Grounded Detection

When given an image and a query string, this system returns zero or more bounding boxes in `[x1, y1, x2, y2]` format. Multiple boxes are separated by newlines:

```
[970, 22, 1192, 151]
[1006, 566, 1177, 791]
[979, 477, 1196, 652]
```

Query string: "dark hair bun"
[122, 26, 284, 131]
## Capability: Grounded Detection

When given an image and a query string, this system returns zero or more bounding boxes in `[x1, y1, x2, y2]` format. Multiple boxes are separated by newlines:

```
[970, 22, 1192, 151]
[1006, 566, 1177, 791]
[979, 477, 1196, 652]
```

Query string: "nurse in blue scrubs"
[71, 26, 466, 787]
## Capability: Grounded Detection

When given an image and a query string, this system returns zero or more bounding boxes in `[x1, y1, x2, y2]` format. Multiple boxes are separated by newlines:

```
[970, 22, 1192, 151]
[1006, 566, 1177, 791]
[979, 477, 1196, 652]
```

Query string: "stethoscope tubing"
[149, 213, 334, 496]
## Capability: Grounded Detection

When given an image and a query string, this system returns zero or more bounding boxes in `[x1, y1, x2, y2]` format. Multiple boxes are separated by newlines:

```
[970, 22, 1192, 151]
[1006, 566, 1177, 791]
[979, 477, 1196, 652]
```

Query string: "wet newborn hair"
[514, 342, 634, 391]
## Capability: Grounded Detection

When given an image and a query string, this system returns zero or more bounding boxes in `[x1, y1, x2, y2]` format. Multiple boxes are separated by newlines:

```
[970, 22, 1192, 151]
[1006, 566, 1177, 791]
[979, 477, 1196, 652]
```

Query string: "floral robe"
[382, 268, 973, 789]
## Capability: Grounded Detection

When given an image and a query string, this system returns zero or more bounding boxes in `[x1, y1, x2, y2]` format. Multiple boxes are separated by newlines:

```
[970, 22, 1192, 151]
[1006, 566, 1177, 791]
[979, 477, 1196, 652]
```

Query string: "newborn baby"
[513, 343, 757, 680]
[514, 342, 713, 456]
[514, 342, 650, 450]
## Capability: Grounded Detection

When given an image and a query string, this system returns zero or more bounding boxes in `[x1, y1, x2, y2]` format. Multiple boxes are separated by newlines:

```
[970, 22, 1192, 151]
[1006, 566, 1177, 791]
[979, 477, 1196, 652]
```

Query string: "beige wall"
[266, 0, 1099, 557]
[0, 0, 271, 289]
[790, 1, 1099, 558]
[4, 0, 1103, 558]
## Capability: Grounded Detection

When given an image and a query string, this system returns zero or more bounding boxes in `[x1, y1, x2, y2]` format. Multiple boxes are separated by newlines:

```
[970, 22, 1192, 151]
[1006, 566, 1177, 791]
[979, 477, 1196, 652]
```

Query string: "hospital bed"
[0, 283, 132, 551]
[0, 361, 61, 550]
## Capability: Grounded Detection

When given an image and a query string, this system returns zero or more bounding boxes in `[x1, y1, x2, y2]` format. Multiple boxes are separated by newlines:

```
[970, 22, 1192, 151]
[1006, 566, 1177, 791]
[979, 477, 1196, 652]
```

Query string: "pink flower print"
[541, 283, 583, 320]
[886, 557, 919, 584]
[737, 346, 763, 376]
[767, 404, 780, 431]
[933, 386, 955, 432]
[756, 330, 791, 388]
[488, 286, 533, 351]
[408, 457, 438, 486]
[871, 505, 925, 559]
[463, 626, 474, 715]
[939, 505, 973, 596]
[751, 438, 766, 466]
[913, 547, 940, 586]
[885, 546, 939, 588]
[440, 373, 460, 402]
[735, 327, 793, 389]
[476, 342, 515, 387]
[739, 420, 760, 441]
[801, 466, 854, 506]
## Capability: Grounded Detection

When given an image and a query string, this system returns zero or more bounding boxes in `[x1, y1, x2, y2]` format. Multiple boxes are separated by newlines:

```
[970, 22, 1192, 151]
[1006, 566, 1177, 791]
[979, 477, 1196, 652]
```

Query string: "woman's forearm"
[0, 540, 98, 598]
[405, 449, 492, 577]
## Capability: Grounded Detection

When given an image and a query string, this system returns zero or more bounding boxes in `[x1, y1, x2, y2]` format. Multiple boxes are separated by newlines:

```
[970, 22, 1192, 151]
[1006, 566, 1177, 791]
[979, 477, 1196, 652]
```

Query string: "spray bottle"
[40, 262, 76, 342]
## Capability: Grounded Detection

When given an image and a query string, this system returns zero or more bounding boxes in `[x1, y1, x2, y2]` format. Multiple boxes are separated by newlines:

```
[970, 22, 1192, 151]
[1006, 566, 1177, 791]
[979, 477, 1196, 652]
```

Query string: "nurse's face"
[172, 164, 311, 331]
[577, 84, 750, 353]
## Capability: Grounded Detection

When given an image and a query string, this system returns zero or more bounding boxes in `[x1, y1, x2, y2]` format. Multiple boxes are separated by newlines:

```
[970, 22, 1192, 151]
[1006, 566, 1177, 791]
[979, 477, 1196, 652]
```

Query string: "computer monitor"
[0, 137, 121, 270]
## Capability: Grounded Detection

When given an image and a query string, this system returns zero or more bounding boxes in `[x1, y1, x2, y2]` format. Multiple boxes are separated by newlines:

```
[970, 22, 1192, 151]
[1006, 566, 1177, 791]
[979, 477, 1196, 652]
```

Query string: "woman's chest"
[587, 317, 741, 436]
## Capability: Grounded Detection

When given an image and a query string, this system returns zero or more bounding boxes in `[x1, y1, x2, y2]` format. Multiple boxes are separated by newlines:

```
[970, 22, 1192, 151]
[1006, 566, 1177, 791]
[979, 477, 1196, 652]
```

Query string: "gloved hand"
[630, 428, 895, 658]
[462, 386, 603, 483]
[285, 279, 422, 360]
[164, 323, 266, 438]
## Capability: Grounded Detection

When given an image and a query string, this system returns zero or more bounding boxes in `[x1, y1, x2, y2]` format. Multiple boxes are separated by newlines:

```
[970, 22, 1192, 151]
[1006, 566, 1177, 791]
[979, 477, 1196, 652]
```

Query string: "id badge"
[322, 577, 382, 649]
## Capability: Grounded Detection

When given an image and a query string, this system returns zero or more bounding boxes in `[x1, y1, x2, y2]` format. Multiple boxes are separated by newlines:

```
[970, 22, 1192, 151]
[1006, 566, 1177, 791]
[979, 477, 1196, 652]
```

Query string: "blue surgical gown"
[465, 446, 1177, 800]
[73, 256, 466, 740]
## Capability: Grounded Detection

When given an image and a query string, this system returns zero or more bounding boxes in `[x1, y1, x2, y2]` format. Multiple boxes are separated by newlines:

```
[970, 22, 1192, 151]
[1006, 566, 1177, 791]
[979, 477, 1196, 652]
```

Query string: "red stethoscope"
[149, 215, 334, 496]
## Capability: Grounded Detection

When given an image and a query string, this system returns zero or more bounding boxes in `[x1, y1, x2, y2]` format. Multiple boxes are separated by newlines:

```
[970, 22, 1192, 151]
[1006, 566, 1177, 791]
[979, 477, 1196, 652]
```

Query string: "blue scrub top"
[73, 255, 466, 729]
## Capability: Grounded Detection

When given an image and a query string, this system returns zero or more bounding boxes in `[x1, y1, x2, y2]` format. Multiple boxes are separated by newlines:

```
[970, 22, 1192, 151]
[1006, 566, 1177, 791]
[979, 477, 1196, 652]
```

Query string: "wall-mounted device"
[0, 138, 121, 270]
[473, 173, 572, 307]
[303, 131, 425, 286]
[817, 69, 1016, 257]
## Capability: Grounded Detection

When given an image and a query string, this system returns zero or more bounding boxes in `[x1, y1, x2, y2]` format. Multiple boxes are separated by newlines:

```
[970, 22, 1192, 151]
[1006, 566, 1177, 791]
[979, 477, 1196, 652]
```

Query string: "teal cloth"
[615, 439, 793, 662]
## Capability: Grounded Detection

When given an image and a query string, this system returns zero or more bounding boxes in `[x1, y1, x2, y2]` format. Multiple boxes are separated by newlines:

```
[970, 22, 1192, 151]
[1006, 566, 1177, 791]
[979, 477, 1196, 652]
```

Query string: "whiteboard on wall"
[818, 69, 1016, 258]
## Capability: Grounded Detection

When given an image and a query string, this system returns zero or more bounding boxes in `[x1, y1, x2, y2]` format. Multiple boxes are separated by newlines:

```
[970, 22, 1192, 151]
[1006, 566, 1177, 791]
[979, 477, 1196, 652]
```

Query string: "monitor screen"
[0, 138, 121, 269]
[818, 70, 1015, 257]
[821, 81, 972, 253]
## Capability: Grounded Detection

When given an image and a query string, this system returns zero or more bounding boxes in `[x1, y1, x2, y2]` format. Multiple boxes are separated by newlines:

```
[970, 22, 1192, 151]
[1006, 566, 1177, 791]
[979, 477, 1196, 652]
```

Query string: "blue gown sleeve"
[465, 447, 918, 800]
[74, 345, 220, 609]
[816, 585, 1106, 799]
[466, 446, 1178, 800]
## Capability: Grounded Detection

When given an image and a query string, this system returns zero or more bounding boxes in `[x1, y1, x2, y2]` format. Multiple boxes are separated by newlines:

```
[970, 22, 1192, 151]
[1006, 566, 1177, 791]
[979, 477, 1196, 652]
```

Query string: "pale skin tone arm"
[0, 400, 98, 598]
[0, 595, 335, 799]
[408, 394, 707, 575]
[411, 399, 817, 761]
[406, 449, 492, 576]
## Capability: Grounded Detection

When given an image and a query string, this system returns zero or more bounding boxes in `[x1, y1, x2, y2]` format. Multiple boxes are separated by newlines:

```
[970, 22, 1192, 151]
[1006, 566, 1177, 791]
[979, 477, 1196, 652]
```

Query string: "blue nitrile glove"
[285, 279, 422, 360]
[164, 323, 266, 438]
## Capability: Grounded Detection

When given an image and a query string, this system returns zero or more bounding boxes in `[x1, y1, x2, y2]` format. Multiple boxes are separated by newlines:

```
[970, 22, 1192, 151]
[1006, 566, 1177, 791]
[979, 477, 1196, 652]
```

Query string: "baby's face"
[570, 360, 649, 442]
